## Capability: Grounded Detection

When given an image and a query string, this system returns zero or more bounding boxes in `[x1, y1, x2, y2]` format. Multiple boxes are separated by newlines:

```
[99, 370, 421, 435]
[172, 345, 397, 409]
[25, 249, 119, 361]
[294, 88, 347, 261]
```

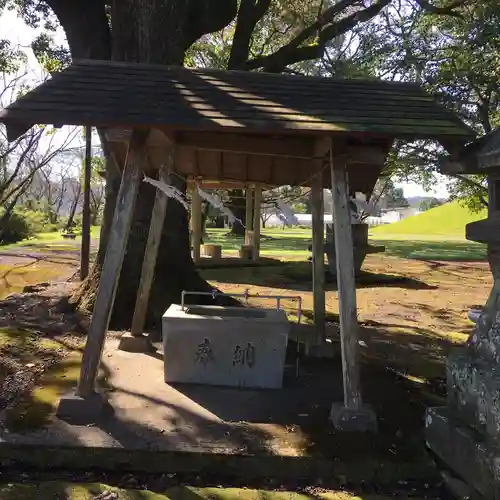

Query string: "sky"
[0, 9, 450, 200]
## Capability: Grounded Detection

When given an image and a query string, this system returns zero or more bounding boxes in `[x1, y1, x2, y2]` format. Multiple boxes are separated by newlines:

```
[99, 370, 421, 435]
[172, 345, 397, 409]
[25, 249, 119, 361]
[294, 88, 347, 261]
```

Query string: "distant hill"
[406, 196, 446, 209]
[371, 201, 487, 238]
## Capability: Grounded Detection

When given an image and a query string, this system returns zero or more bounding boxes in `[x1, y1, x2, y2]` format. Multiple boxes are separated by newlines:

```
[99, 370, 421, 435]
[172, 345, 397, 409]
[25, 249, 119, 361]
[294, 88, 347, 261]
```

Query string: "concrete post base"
[56, 392, 113, 425]
[329, 402, 378, 432]
[117, 333, 155, 353]
[306, 342, 336, 359]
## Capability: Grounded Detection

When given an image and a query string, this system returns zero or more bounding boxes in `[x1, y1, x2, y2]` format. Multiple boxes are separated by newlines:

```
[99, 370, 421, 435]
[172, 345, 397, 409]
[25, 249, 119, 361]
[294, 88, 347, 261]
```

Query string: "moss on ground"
[0, 262, 74, 300]
[5, 353, 83, 432]
[0, 483, 428, 499]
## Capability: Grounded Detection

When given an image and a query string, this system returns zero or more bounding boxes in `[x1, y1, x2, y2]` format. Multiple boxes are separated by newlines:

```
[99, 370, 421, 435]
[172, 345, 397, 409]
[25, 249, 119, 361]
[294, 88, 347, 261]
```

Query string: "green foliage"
[0, 210, 34, 243]
[419, 198, 442, 212]
[385, 186, 408, 208]
[0, 39, 27, 72]
[446, 174, 488, 213]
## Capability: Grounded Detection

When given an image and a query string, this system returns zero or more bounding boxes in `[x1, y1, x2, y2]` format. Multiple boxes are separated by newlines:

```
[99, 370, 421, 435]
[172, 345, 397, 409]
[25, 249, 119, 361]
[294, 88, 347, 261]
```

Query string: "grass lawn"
[204, 226, 486, 262]
[371, 200, 486, 238]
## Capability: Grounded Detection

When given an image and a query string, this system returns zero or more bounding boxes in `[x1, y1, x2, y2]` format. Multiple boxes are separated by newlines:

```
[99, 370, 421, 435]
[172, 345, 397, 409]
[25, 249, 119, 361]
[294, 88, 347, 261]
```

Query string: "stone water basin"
[162, 304, 290, 389]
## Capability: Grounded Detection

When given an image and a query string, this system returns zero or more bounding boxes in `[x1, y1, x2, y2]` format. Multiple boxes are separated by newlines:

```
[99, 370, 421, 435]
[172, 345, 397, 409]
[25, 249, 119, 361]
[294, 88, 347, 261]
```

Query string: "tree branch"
[245, 0, 391, 72]
[449, 173, 488, 193]
[228, 0, 272, 69]
[414, 0, 469, 17]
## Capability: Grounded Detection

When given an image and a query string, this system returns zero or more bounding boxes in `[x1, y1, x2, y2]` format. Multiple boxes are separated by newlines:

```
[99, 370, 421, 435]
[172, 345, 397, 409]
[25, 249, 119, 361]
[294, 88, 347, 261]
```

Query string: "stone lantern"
[426, 129, 500, 498]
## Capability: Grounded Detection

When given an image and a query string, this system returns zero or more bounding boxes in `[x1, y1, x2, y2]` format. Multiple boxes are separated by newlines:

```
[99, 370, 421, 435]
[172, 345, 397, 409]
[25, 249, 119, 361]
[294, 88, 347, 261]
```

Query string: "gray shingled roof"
[441, 128, 500, 174]
[0, 59, 474, 142]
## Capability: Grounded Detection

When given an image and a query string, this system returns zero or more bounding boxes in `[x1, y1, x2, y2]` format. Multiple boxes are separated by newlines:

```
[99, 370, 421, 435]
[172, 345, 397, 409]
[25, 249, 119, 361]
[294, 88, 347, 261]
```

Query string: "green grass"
[0, 211, 488, 263]
[205, 227, 310, 259]
[0, 226, 101, 250]
[371, 201, 486, 238]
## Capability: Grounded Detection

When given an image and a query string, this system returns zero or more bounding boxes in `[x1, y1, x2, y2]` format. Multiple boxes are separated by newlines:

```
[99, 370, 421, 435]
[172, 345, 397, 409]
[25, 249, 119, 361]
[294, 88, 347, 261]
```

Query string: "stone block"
[425, 406, 500, 499]
[329, 403, 378, 432]
[117, 333, 155, 353]
[56, 392, 113, 425]
[447, 349, 500, 444]
[162, 304, 290, 389]
[446, 349, 486, 433]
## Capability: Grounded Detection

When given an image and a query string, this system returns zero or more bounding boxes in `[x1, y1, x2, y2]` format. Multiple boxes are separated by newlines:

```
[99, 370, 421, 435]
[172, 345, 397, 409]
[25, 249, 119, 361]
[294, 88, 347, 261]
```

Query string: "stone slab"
[162, 304, 290, 389]
[55, 392, 113, 425]
[329, 403, 378, 432]
[447, 348, 500, 443]
[1, 338, 347, 457]
[425, 406, 500, 499]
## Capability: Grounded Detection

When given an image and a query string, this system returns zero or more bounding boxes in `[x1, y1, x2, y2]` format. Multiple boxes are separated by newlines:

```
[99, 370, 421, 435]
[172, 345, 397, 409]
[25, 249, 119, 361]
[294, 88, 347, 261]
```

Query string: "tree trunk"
[73, 0, 232, 330]
[65, 184, 82, 232]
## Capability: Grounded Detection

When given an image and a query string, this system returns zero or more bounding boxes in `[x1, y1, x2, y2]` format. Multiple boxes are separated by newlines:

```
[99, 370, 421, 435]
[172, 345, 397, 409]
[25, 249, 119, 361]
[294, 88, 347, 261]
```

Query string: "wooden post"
[311, 167, 326, 340]
[76, 131, 145, 399]
[80, 125, 92, 280]
[191, 184, 202, 264]
[126, 157, 172, 346]
[252, 184, 262, 261]
[331, 152, 362, 410]
[244, 186, 254, 246]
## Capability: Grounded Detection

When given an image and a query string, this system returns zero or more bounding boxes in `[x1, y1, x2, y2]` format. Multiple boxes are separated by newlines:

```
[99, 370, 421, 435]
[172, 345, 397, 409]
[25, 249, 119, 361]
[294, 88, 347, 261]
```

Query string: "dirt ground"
[0, 250, 489, 433]
[0, 248, 490, 498]
[203, 254, 490, 383]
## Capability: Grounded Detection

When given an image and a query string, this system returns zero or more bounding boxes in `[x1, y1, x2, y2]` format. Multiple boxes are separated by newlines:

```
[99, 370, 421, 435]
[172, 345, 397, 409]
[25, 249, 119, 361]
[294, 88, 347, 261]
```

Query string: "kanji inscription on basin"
[162, 304, 290, 389]
[195, 338, 215, 366]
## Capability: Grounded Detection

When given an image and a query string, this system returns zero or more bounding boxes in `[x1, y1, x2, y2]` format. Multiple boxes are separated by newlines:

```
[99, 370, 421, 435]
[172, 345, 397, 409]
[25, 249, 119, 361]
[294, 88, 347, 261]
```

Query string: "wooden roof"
[440, 128, 500, 175]
[0, 59, 474, 142]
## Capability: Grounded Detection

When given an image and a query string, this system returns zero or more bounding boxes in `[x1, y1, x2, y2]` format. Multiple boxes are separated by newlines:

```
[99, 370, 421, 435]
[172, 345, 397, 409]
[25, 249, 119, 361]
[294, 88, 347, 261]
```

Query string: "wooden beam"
[104, 127, 133, 143]
[130, 160, 172, 338]
[245, 187, 254, 246]
[80, 125, 92, 281]
[76, 130, 146, 399]
[331, 150, 363, 411]
[191, 184, 202, 264]
[310, 160, 325, 340]
[252, 185, 262, 261]
[187, 179, 254, 190]
[178, 131, 314, 159]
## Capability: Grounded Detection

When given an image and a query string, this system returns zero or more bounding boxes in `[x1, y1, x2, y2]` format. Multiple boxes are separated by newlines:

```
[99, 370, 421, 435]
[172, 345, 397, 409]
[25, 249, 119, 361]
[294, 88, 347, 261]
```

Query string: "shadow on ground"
[202, 261, 435, 292]
[0, 278, 461, 497]
[376, 239, 486, 262]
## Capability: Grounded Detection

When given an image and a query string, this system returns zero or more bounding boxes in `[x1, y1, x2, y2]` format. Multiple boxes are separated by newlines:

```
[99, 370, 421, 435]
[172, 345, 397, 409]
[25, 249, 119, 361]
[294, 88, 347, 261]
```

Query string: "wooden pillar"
[331, 151, 362, 411]
[311, 166, 325, 339]
[80, 125, 92, 281]
[252, 184, 262, 261]
[244, 186, 254, 246]
[191, 184, 202, 264]
[75, 131, 145, 399]
[122, 157, 172, 349]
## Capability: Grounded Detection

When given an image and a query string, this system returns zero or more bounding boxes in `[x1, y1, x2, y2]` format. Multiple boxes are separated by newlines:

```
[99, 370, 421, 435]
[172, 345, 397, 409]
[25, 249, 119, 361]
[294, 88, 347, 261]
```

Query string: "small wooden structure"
[0, 60, 473, 428]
